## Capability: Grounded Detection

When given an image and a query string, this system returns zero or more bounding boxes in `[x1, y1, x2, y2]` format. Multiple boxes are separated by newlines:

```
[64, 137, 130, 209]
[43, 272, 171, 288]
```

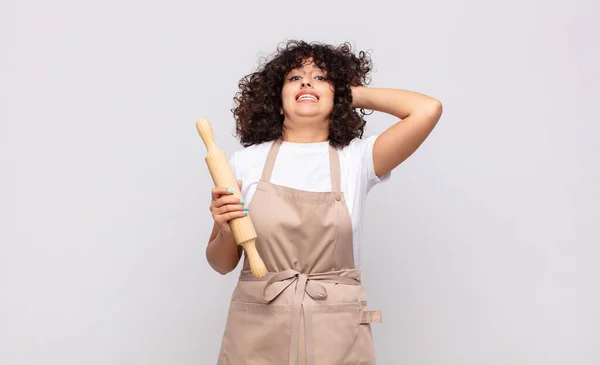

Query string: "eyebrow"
[290, 66, 326, 73]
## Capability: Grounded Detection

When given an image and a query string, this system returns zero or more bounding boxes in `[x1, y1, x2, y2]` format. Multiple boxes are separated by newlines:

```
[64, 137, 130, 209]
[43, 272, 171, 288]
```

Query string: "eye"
[288, 75, 301, 81]
[315, 76, 327, 81]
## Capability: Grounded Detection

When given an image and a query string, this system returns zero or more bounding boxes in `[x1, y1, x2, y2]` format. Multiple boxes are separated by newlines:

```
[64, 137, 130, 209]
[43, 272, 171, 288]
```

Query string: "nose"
[301, 81, 312, 88]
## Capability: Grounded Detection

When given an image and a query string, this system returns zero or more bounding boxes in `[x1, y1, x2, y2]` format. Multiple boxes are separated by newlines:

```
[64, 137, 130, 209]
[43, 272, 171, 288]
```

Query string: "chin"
[295, 115, 329, 123]
[294, 110, 322, 117]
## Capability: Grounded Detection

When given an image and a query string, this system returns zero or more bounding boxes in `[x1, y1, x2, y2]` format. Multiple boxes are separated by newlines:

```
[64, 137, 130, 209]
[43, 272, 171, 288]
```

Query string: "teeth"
[298, 94, 318, 101]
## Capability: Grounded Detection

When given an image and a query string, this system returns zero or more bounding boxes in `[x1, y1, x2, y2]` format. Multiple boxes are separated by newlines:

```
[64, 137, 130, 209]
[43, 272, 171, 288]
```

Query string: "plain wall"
[2, 0, 599, 364]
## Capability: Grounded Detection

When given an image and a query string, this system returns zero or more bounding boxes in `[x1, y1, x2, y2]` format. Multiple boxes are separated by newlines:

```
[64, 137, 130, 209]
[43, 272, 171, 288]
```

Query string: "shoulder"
[339, 134, 391, 187]
[339, 135, 379, 160]
[229, 140, 274, 177]
[231, 140, 273, 162]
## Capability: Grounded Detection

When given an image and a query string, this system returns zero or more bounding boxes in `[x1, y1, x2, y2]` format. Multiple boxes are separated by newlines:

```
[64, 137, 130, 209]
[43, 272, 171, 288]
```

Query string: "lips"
[295, 90, 319, 102]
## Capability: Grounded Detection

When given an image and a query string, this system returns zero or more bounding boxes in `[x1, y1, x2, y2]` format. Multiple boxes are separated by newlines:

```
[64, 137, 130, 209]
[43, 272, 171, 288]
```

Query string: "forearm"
[206, 229, 242, 275]
[352, 86, 442, 176]
[352, 86, 441, 119]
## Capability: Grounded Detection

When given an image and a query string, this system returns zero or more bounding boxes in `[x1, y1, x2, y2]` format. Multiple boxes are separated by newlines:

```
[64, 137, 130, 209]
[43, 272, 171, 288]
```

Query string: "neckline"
[261, 138, 341, 192]
[280, 140, 330, 148]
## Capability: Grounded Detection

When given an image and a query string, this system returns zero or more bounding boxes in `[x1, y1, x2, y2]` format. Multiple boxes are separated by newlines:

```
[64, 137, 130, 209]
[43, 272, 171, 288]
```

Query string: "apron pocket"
[310, 302, 360, 365]
[357, 322, 377, 365]
[357, 302, 378, 365]
[219, 302, 291, 365]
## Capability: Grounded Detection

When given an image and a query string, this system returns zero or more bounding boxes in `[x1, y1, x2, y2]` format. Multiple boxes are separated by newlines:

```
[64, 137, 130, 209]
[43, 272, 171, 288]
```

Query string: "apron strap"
[360, 310, 382, 324]
[328, 143, 341, 192]
[261, 139, 282, 182]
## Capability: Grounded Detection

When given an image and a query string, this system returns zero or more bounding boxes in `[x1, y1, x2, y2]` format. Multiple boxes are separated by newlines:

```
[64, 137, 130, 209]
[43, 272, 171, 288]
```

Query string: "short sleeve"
[228, 153, 237, 180]
[228, 151, 250, 200]
[363, 135, 391, 192]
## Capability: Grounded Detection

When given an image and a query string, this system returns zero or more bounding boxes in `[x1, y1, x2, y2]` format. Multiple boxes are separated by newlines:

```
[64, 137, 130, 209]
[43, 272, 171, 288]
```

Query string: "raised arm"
[351, 86, 443, 177]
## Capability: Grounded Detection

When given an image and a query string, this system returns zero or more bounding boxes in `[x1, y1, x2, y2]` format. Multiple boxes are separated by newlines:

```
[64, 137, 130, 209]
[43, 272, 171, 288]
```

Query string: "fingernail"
[240, 199, 245, 205]
[243, 210, 249, 215]
[243, 207, 249, 212]
[227, 189, 233, 194]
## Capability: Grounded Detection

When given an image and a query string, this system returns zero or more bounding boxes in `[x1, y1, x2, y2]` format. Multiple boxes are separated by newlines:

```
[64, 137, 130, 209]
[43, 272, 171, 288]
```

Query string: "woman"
[206, 40, 442, 364]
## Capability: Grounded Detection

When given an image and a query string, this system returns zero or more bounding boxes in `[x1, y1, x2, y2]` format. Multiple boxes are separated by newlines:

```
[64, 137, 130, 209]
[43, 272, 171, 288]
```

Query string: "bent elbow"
[215, 267, 231, 275]
[205, 246, 234, 276]
[428, 99, 443, 120]
[209, 260, 235, 276]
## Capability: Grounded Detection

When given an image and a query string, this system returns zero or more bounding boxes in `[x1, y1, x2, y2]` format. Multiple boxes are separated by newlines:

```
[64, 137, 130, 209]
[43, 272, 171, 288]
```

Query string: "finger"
[214, 202, 246, 216]
[214, 210, 246, 229]
[221, 210, 249, 222]
[211, 186, 234, 201]
[213, 195, 245, 209]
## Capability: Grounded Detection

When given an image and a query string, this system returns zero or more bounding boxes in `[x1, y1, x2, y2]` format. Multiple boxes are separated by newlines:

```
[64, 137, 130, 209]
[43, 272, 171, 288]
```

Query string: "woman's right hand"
[210, 180, 248, 234]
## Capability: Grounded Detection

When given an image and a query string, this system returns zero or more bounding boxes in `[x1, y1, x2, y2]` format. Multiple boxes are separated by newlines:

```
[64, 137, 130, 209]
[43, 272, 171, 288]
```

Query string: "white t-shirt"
[229, 135, 391, 267]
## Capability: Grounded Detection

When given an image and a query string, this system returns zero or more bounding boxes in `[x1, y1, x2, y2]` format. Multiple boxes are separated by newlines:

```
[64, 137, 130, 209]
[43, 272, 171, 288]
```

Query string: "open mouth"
[296, 91, 319, 102]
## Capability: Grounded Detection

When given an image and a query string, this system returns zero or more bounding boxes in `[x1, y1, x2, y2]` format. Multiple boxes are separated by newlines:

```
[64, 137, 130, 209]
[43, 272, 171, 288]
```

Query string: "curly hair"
[232, 40, 373, 148]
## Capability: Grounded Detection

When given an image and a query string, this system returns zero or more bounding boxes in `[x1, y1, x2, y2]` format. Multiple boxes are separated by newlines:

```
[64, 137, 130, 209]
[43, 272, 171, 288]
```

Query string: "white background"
[2, 0, 599, 364]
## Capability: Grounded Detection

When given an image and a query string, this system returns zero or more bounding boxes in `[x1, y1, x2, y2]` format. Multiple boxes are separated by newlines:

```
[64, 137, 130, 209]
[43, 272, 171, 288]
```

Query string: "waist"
[232, 268, 366, 306]
[234, 268, 376, 365]
[240, 268, 362, 282]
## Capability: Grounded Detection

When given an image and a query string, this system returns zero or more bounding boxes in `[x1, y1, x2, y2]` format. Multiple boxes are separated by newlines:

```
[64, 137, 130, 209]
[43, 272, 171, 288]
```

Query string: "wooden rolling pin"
[195, 119, 267, 278]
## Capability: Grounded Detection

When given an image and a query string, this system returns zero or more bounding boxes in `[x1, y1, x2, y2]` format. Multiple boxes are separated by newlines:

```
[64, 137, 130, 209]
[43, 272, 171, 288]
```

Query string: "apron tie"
[241, 269, 362, 365]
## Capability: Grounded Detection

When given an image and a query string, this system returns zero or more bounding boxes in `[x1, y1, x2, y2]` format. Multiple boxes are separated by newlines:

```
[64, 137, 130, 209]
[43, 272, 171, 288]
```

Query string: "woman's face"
[281, 59, 334, 121]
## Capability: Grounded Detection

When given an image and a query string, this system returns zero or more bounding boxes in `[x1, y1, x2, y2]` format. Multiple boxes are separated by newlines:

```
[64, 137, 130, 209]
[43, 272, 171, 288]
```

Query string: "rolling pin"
[195, 119, 267, 278]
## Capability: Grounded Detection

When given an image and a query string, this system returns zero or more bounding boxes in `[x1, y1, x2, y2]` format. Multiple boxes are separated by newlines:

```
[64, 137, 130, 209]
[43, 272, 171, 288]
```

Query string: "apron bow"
[242, 269, 361, 365]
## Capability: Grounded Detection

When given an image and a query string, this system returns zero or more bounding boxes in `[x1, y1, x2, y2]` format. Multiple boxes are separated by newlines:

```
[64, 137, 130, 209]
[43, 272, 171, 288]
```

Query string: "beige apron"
[217, 139, 382, 365]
